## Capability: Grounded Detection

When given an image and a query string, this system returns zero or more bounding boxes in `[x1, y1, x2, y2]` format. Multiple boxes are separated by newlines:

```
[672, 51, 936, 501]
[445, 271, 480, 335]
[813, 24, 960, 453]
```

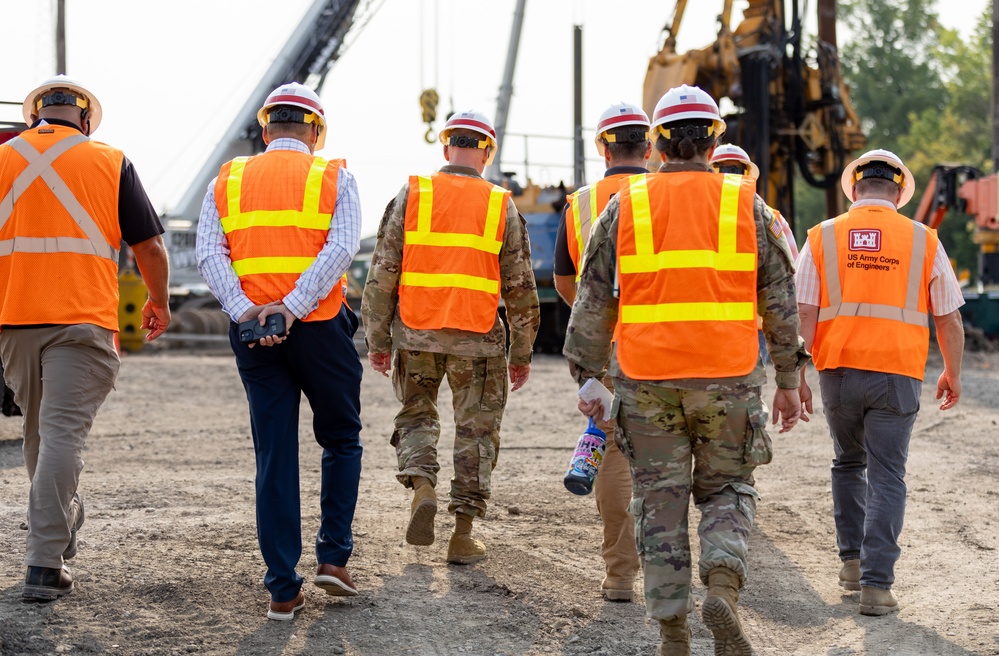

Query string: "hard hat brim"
[841, 150, 915, 209]
[23, 77, 103, 133]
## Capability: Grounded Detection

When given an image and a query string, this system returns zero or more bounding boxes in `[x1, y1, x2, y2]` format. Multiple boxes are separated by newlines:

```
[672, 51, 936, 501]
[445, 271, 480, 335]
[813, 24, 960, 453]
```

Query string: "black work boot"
[23, 565, 73, 601]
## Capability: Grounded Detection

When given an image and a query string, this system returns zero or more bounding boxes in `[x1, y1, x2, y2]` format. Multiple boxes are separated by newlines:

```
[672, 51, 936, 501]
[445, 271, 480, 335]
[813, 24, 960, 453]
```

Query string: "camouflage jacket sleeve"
[360, 185, 408, 354]
[756, 195, 811, 388]
[501, 199, 541, 366]
[563, 196, 620, 385]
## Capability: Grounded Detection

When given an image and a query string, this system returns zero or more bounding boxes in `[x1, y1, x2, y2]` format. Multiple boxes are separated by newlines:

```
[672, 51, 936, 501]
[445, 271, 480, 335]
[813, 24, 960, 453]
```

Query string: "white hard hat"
[23, 75, 103, 133]
[841, 149, 914, 208]
[256, 82, 327, 150]
[710, 144, 760, 179]
[438, 110, 498, 165]
[594, 102, 650, 156]
[652, 84, 725, 140]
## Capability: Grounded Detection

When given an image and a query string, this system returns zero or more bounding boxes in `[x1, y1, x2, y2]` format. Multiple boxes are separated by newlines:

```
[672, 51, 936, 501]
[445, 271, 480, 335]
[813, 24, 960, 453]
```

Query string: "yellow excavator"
[644, 0, 867, 228]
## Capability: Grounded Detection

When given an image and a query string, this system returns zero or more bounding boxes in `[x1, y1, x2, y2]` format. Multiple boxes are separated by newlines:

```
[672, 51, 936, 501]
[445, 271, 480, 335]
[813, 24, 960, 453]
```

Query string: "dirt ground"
[1, 343, 998, 656]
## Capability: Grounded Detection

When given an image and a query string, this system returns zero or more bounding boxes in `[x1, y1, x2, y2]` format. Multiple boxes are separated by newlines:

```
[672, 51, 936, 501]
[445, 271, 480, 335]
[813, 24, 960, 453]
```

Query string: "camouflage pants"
[391, 350, 508, 517]
[612, 376, 766, 620]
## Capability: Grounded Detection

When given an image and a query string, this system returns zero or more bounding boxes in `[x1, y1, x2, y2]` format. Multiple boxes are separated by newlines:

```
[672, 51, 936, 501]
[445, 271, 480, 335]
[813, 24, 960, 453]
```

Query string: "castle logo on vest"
[848, 229, 881, 252]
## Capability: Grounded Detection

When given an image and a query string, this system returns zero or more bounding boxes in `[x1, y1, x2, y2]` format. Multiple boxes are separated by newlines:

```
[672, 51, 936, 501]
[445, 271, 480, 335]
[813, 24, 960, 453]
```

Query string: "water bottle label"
[567, 433, 605, 480]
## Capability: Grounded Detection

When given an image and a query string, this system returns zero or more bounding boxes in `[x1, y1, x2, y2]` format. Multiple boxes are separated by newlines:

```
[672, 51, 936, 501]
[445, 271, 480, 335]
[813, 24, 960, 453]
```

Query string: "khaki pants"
[0, 324, 119, 568]
[593, 376, 639, 589]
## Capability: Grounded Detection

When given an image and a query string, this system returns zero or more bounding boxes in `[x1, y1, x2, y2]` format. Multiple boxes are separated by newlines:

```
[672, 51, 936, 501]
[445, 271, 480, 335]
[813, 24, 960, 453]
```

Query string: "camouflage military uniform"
[361, 165, 540, 517]
[563, 161, 809, 620]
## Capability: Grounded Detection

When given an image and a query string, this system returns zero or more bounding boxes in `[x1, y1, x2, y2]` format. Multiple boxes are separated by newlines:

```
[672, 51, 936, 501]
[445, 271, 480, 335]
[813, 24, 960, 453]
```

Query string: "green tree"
[839, 0, 948, 154]
[897, 4, 992, 277]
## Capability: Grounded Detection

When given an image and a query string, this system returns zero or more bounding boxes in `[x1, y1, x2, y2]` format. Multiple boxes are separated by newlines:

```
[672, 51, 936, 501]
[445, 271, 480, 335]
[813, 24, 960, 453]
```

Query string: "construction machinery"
[912, 165, 999, 340]
[644, 0, 866, 227]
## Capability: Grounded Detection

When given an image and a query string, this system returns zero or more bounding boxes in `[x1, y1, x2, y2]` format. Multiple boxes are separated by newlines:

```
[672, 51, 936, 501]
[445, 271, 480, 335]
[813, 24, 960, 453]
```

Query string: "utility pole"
[817, 0, 843, 218]
[573, 25, 584, 188]
[56, 0, 66, 74]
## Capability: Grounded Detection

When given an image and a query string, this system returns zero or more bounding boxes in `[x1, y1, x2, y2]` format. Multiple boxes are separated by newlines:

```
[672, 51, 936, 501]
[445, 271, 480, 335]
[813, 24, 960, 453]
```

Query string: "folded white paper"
[578, 378, 613, 422]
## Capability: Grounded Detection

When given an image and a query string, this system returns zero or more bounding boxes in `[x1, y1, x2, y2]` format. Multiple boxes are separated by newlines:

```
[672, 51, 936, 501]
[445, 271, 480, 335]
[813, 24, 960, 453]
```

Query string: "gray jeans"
[819, 367, 921, 590]
[0, 324, 119, 568]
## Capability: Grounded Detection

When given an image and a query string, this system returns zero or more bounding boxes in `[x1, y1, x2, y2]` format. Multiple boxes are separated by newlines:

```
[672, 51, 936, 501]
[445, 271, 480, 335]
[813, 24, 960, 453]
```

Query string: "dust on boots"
[446, 512, 485, 565]
[406, 477, 438, 546]
[657, 615, 691, 656]
[701, 567, 753, 656]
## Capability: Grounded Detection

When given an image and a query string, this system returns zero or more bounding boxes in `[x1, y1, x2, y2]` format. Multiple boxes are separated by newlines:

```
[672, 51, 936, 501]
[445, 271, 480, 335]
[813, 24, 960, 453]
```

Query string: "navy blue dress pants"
[230, 305, 363, 603]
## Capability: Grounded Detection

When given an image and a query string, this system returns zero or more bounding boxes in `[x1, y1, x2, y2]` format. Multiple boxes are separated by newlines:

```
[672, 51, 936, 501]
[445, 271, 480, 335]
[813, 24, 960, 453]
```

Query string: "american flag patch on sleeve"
[768, 214, 783, 239]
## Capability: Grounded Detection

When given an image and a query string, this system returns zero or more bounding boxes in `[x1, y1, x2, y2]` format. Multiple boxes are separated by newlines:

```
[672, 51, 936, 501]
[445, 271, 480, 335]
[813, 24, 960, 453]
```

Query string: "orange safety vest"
[616, 172, 759, 379]
[0, 125, 123, 330]
[808, 205, 938, 380]
[214, 150, 345, 322]
[565, 175, 629, 280]
[399, 172, 510, 333]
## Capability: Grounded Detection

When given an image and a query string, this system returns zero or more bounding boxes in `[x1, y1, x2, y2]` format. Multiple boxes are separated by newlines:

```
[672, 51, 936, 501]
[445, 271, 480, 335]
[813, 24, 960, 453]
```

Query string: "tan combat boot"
[446, 513, 486, 564]
[656, 615, 691, 656]
[702, 567, 753, 656]
[406, 477, 437, 546]
[859, 586, 899, 616]
[838, 559, 861, 591]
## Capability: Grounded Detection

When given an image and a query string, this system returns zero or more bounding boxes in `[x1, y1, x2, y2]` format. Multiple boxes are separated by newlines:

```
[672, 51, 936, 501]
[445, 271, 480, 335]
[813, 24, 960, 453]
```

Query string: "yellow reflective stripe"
[226, 158, 248, 217]
[483, 186, 505, 243]
[405, 231, 503, 253]
[621, 302, 755, 323]
[718, 174, 741, 253]
[416, 176, 433, 234]
[620, 250, 755, 272]
[231, 256, 316, 276]
[623, 173, 752, 272]
[629, 175, 654, 256]
[400, 272, 499, 294]
[303, 158, 329, 214]
[222, 209, 333, 232]
[571, 191, 584, 282]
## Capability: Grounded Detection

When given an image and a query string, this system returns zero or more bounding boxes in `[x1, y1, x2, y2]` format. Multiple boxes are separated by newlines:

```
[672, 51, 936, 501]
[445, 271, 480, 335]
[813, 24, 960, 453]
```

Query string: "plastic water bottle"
[563, 418, 607, 496]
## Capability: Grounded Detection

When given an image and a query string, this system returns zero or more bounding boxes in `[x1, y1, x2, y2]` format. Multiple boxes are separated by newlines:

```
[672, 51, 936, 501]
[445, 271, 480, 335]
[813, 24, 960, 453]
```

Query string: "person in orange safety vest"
[0, 75, 171, 602]
[795, 148, 965, 617]
[361, 110, 540, 567]
[197, 82, 364, 621]
[564, 84, 808, 656]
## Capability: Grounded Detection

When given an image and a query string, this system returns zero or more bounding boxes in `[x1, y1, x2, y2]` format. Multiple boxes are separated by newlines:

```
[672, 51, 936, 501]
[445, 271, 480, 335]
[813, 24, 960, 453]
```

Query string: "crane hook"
[419, 88, 440, 144]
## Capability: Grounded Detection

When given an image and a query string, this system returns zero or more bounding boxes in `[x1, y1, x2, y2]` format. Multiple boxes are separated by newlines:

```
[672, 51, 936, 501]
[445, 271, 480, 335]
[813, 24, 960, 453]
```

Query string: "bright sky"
[0, 0, 988, 240]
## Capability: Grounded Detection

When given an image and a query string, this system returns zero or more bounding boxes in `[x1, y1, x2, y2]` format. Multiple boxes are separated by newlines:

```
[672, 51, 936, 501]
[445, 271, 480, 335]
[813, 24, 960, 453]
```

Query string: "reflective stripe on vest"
[399, 174, 509, 332]
[816, 219, 929, 327]
[568, 184, 599, 281]
[0, 135, 119, 263]
[620, 173, 754, 324]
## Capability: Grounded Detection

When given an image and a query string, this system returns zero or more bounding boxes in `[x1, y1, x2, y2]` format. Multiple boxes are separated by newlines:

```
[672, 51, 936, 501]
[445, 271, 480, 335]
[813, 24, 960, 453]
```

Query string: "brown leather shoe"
[23, 565, 73, 602]
[314, 564, 358, 596]
[267, 591, 305, 621]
